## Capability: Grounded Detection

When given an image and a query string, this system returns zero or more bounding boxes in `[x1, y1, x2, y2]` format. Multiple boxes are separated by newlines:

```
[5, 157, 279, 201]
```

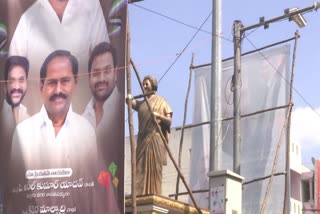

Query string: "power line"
[130, 6, 213, 84]
[158, 11, 212, 83]
[125, 9, 214, 122]
[130, 3, 233, 43]
[243, 26, 262, 38]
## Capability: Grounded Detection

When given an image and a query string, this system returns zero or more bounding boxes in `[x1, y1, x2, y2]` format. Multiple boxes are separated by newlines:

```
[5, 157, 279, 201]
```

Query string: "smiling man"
[82, 43, 123, 205]
[0, 55, 30, 214]
[83, 42, 120, 128]
[39, 50, 79, 136]
[6, 50, 120, 214]
[13, 50, 93, 141]
[1, 55, 30, 125]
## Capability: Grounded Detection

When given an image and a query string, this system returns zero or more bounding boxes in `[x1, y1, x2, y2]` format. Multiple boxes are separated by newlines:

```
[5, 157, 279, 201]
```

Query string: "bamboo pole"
[175, 104, 290, 130]
[126, 16, 137, 214]
[259, 102, 293, 214]
[175, 53, 194, 200]
[283, 30, 299, 214]
[169, 171, 286, 197]
[193, 36, 296, 69]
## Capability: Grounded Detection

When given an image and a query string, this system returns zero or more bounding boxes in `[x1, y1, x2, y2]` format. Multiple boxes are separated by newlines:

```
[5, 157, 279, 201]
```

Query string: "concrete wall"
[290, 142, 302, 174]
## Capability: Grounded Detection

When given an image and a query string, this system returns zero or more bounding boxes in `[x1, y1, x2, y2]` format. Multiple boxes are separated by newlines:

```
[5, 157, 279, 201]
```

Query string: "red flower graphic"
[98, 170, 111, 189]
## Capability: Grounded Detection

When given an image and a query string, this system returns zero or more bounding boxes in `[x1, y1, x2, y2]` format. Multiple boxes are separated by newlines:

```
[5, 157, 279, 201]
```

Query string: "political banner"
[0, 0, 127, 213]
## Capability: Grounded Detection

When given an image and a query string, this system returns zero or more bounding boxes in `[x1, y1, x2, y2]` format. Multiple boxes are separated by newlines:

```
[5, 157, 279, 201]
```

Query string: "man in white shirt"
[83, 42, 121, 129]
[82, 42, 123, 207]
[9, 0, 110, 114]
[82, 42, 122, 162]
[6, 50, 120, 214]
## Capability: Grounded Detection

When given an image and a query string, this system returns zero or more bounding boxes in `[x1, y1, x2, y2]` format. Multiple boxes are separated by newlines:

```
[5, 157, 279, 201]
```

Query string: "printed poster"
[210, 186, 224, 214]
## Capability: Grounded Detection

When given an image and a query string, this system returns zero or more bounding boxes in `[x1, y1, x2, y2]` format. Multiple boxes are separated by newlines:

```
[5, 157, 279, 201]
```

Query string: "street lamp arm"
[241, 2, 320, 33]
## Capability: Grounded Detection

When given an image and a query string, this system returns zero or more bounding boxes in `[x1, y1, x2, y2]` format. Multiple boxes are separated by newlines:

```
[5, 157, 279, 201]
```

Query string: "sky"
[127, 0, 320, 168]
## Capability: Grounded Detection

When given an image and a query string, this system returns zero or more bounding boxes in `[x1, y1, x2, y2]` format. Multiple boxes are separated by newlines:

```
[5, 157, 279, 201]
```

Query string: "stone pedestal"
[125, 195, 209, 214]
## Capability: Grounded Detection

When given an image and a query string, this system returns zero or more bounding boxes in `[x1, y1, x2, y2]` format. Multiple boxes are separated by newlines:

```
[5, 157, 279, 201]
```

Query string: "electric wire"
[157, 11, 212, 83]
[125, 10, 214, 123]
[243, 26, 262, 38]
[130, 3, 233, 43]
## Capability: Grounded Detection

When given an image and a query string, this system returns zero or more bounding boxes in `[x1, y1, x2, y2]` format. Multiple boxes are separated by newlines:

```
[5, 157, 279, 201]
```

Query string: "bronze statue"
[128, 75, 173, 195]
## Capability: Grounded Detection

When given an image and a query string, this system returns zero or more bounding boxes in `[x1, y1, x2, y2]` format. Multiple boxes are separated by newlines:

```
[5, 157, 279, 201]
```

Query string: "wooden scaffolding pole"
[126, 15, 137, 214]
[283, 30, 299, 214]
[260, 31, 299, 214]
[175, 53, 194, 200]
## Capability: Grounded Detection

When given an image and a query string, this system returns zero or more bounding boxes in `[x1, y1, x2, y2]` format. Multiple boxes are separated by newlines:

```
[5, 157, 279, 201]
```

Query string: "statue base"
[125, 195, 209, 214]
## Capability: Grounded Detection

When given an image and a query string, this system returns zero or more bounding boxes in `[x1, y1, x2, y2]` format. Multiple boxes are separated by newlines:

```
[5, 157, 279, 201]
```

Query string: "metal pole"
[209, 0, 222, 174]
[240, 2, 320, 33]
[209, 0, 222, 210]
[233, 20, 243, 174]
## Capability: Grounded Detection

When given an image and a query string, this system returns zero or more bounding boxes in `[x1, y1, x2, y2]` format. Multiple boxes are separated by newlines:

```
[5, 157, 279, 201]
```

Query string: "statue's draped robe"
[134, 95, 172, 195]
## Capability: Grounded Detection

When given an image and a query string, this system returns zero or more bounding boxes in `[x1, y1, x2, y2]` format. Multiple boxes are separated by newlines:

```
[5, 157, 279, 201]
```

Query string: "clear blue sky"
[127, 0, 320, 167]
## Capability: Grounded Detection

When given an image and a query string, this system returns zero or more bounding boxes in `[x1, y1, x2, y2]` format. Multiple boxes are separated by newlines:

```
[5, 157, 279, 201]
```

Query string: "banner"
[190, 45, 290, 213]
[0, 0, 127, 213]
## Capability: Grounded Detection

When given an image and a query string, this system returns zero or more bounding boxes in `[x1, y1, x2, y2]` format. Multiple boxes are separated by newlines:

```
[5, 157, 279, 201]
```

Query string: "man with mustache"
[6, 50, 120, 214]
[83, 42, 120, 129]
[82, 42, 123, 208]
[0, 55, 30, 214]
[1, 55, 30, 124]
[11, 49, 93, 144]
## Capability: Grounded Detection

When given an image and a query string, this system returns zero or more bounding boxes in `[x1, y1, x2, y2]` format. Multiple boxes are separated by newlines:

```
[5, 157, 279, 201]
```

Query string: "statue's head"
[143, 75, 158, 92]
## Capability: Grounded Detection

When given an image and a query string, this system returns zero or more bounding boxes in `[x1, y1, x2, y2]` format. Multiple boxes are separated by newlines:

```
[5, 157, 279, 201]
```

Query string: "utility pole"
[233, 20, 243, 174]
